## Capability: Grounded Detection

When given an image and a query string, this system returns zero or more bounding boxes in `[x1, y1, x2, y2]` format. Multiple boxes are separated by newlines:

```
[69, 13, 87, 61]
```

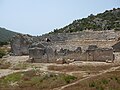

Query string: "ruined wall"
[29, 46, 56, 63]
[93, 48, 114, 61]
[29, 44, 82, 63]
[28, 42, 114, 63]
[72, 48, 114, 62]
[112, 41, 120, 52]
[85, 48, 114, 61]
[56, 47, 82, 59]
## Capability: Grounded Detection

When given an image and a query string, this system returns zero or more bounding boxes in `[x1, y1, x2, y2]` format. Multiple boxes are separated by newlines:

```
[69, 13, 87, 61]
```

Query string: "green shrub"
[89, 81, 96, 87]
[63, 75, 77, 84]
[0, 49, 6, 58]
[101, 79, 109, 84]
[0, 42, 9, 47]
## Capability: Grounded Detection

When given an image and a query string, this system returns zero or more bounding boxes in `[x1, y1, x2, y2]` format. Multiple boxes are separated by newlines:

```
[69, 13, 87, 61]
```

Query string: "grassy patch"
[0, 70, 77, 90]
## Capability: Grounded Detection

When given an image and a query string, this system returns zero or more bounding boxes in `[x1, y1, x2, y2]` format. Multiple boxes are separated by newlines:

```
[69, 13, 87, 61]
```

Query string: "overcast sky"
[0, 0, 119, 35]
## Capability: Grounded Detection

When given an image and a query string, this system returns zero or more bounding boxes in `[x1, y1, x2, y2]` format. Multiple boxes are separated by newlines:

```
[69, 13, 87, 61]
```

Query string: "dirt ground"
[0, 55, 120, 90]
[0, 55, 120, 77]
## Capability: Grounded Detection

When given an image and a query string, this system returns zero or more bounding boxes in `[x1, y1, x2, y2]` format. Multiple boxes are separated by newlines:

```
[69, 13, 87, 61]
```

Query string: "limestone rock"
[11, 34, 33, 56]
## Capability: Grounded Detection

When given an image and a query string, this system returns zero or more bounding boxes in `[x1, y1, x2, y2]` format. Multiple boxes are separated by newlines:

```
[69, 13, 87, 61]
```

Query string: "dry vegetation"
[10, 62, 30, 70]
[0, 44, 11, 58]
[0, 70, 77, 90]
[48, 64, 114, 72]
[63, 68, 120, 90]
[0, 60, 11, 69]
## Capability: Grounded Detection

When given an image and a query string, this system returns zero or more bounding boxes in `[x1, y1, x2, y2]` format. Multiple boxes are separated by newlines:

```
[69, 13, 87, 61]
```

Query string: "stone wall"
[85, 48, 114, 62]
[28, 42, 114, 63]
[29, 47, 56, 63]
[112, 41, 120, 52]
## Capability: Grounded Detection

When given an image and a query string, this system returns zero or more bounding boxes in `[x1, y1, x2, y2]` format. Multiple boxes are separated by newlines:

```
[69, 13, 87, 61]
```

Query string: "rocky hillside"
[49, 8, 120, 34]
[0, 27, 17, 42]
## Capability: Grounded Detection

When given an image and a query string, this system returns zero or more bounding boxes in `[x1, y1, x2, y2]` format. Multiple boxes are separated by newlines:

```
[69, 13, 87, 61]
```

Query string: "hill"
[0, 27, 17, 43]
[49, 8, 120, 34]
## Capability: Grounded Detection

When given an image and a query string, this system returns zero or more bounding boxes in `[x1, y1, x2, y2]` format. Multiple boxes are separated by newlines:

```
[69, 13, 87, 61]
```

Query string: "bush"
[0, 49, 6, 58]
[63, 75, 77, 84]
[101, 79, 109, 84]
[89, 81, 96, 87]
[0, 42, 9, 47]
